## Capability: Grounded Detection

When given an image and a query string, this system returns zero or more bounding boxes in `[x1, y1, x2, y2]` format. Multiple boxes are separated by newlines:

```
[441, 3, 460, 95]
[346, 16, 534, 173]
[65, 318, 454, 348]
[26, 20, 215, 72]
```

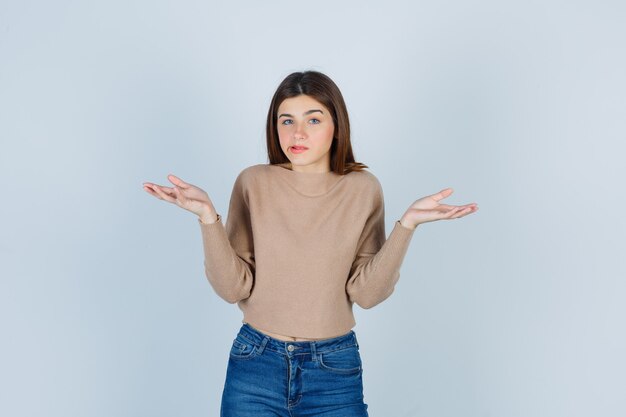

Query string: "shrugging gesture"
[399, 188, 478, 230]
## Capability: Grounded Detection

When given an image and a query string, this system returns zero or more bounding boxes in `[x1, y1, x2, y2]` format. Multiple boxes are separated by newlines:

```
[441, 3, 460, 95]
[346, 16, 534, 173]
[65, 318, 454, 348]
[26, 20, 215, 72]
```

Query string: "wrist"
[199, 212, 219, 224]
[399, 218, 417, 230]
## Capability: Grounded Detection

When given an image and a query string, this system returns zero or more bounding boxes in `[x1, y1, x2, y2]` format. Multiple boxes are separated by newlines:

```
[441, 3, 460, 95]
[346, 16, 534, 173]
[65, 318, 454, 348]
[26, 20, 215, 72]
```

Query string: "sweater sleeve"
[197, 170, 255, 304]
[345, 179, 416, 309]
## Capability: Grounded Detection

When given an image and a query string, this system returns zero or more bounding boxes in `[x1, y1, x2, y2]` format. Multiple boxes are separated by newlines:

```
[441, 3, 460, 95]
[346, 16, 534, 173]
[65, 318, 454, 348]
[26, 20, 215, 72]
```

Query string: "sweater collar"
[269, 163, 346, 197]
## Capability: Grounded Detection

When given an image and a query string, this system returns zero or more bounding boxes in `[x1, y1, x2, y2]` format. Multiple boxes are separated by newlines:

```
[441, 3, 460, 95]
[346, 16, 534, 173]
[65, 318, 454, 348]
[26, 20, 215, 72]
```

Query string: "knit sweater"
[197, 163, 416, 339]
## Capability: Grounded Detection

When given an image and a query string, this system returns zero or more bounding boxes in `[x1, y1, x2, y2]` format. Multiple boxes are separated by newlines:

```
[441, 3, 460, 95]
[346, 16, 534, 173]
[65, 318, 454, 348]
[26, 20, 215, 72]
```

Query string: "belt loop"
[353, 332, 359, 348]
[311, 341, 317, 361]
[256, 336, 269, 354]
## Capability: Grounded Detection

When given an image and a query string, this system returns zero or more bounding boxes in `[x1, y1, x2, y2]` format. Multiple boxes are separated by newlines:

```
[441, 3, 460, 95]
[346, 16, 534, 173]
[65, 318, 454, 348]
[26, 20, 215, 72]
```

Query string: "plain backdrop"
[1, 1, 624, 416]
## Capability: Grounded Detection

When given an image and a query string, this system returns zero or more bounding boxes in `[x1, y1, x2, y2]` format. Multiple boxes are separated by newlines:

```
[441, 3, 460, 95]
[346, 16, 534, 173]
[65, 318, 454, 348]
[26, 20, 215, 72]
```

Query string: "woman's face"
[276, 94, 335, 173]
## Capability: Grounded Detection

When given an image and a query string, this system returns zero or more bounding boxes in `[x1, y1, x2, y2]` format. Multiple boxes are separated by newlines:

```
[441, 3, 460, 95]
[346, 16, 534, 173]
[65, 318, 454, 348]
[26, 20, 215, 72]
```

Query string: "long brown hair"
[266, 70, 369, 175]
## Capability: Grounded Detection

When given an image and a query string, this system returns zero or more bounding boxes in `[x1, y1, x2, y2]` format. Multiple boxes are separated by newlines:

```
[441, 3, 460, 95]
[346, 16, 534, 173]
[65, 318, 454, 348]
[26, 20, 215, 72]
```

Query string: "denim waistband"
[237, 323, 359, 355]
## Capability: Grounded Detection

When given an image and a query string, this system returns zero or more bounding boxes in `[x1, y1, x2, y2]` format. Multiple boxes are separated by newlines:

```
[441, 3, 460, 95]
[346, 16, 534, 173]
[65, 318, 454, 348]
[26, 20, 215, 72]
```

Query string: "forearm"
[346, 220, 416, 308]
[198, 215, 254, 303]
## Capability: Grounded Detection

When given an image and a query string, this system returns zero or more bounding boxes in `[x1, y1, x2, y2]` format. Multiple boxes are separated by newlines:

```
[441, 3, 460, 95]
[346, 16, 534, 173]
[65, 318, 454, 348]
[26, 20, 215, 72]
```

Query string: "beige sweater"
[198, 163, 416, 339]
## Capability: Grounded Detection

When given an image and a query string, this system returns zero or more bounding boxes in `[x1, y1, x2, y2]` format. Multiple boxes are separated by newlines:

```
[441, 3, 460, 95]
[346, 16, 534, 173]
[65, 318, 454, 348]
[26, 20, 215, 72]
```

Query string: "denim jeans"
[220, 323, 369, 416]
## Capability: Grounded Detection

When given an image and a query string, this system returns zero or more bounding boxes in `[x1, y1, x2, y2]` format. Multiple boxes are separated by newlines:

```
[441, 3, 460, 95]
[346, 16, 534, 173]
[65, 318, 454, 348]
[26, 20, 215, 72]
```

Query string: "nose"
[294, 121, 307, 140]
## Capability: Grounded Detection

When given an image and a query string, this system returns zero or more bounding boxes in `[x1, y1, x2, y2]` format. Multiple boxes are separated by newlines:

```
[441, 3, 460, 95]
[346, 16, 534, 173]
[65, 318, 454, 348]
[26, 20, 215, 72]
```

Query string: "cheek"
[276, 127, 289, 146]
[319, 125, 335, 144]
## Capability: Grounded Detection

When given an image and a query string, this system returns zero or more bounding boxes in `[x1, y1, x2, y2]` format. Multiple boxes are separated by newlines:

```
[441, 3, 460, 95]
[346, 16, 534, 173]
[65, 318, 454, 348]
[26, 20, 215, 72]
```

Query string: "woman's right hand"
[142, 174, 218, 222]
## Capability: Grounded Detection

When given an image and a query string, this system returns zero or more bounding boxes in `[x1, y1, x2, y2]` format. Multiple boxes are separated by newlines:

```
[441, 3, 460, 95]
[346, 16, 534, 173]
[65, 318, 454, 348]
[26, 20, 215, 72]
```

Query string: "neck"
[285, 162, 331, 174]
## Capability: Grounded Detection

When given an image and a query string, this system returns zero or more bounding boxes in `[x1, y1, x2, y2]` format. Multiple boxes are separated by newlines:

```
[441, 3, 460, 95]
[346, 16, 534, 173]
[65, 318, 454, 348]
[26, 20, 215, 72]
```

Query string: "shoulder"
[346, 168, 383, 197]
[228, 165, 262, 197]
[238, 164, 265, 176]
[233, 164, 266, 183]
[240, 163, 280, 177]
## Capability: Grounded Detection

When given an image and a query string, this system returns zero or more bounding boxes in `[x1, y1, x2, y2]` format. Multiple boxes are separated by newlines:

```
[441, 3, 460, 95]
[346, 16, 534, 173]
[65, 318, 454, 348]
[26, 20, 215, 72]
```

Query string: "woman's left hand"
[399, 188, 478, 230]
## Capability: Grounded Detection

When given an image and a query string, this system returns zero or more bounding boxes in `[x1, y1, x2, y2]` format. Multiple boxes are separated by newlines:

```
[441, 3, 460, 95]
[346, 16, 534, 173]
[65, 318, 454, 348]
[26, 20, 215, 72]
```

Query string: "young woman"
[143, 70, 478, 416]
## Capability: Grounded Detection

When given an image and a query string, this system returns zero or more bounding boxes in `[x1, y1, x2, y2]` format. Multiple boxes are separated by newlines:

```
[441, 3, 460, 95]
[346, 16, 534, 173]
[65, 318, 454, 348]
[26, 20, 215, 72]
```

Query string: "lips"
[291, 146, 308, 150]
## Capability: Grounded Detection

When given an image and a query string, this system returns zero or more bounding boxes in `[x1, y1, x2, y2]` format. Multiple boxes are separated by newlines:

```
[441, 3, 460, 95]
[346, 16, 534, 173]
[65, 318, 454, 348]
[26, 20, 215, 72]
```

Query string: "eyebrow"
[278, 109, 324, 118]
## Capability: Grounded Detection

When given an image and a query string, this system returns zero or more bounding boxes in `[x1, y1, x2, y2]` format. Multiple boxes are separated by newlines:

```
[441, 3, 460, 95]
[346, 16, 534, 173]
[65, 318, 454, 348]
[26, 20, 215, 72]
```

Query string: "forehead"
[277, 95, 328, 113]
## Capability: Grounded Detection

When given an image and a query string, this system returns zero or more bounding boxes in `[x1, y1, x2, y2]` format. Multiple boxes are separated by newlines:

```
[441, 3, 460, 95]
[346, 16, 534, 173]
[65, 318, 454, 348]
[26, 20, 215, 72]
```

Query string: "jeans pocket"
[318, 345, 362, 375]
[229, 335, 259, 360]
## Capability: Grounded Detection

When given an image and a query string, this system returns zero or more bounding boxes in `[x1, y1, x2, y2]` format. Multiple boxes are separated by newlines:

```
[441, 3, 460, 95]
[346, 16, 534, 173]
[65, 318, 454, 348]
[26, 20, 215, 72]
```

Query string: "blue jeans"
[220, 323, 369, 416]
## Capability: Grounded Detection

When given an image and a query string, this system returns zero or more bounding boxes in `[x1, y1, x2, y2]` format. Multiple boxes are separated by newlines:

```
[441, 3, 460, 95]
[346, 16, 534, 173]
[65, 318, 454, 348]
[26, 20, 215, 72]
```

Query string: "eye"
[281, 119, 293, 125]
[309, 118, 320, 124]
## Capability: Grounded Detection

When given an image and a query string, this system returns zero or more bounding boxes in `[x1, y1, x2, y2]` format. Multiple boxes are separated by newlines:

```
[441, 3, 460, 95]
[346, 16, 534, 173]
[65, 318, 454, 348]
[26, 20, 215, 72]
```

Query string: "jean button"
[287, 344, 295, 352]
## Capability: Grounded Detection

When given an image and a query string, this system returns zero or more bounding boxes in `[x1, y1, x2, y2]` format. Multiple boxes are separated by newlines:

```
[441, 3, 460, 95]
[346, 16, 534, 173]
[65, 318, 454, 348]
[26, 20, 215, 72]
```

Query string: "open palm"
[142, 174, 215, 218]
[402, 188, 478, 228]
